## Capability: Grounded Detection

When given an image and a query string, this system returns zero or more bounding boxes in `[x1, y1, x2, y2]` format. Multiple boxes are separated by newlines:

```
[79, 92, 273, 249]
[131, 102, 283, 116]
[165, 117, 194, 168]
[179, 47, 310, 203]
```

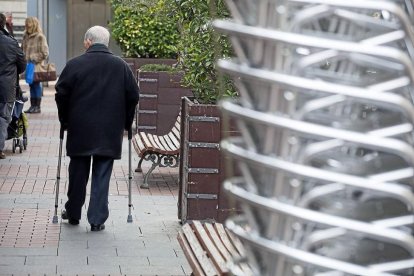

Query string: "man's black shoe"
[61, 210, 79, 225]
[90, 224, 105, 232]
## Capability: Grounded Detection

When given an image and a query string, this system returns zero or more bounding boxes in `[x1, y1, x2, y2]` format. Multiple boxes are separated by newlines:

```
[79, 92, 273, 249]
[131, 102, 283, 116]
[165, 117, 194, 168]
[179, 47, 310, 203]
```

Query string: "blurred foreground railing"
[215, 0, 414, 275]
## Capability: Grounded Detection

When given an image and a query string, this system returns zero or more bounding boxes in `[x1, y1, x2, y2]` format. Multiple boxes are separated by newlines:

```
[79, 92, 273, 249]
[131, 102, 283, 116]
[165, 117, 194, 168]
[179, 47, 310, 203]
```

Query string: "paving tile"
[147, 256, 188, 267]
[0, 264, 57, 274]
[0, 256, 26, 266]
[0, 85, 187, 276]
[57, 240, 87, 250]
[139, 234, 172, 244]
[58, 246, 117, 257]
[0, 247, 57, 256]
[59, 226, 92, 240]
[117, 247, 177, 258]
[120, 264, 186, 275]
[88, 255, 149, 266]
[87, 239, 144, 250]
[56, 264, 122, 275]
[25, 255, 87, 266]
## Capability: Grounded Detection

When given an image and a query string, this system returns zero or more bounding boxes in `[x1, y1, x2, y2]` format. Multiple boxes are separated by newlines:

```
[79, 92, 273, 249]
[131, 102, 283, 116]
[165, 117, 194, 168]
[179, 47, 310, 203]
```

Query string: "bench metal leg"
[140, 162, 157, 189]
[135, 156, 144, 172]
[138, 153, 179, 189]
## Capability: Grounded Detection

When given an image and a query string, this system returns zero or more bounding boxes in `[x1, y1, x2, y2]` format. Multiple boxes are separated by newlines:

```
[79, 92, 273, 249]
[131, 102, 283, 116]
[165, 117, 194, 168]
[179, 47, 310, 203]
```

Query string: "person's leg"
[0, 103, 13, 158]
[31, 82, 42, 113]
[64, 156, 91, 222]
[25, 84, 36, 113]
[87, 156, 114, 227]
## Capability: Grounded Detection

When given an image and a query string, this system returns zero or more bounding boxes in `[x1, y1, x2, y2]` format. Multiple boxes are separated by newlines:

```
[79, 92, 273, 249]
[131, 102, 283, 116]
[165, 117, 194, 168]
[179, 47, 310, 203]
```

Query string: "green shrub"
[109, 0, 179, 58]
[109, 0, 236, 104]
[173, 0, 236, 104]
[139, 63, 178, 72]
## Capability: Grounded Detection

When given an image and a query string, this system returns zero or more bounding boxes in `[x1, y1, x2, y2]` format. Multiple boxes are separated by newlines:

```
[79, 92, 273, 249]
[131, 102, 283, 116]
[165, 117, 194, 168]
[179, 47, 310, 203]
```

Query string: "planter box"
[123, 58, 186, 134]
[137, 71, 193, 134]
[123, 58, 177, 78]
[178, 97, 239, 223]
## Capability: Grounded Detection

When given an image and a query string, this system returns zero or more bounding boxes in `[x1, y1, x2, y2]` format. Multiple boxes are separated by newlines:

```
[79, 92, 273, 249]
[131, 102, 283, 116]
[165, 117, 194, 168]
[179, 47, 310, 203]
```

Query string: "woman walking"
[22, 17, 49, 113]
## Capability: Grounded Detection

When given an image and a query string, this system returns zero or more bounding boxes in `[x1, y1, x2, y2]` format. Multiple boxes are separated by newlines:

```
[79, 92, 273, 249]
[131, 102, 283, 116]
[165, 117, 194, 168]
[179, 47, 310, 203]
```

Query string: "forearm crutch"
[127, 128, 133, 223]
[52, 126, 64, 224]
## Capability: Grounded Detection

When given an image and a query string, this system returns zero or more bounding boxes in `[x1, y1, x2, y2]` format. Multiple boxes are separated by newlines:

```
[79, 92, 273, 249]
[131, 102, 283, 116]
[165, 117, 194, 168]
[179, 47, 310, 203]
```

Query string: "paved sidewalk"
[0, 83, 190, 276]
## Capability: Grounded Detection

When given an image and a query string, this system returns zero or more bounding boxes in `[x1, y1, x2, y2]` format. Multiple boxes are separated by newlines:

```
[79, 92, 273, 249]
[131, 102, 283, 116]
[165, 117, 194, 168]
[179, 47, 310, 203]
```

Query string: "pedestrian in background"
[22, 16, 49, 114]
[55, 26, 139, 231]
[5, 12, 13, 36]
[0, 13, 26, 159]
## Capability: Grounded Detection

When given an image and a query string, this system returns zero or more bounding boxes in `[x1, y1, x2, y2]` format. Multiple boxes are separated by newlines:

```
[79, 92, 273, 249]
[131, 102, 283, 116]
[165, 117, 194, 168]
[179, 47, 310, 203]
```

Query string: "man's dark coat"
[55, 44, 139, 159]
[0, 29, 25, 103]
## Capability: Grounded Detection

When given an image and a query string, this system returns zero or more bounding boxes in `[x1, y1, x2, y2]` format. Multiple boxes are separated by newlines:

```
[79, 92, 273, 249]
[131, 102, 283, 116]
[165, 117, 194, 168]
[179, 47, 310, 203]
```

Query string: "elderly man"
[55, 26, 139, 231]
[0, 13, 26, 159]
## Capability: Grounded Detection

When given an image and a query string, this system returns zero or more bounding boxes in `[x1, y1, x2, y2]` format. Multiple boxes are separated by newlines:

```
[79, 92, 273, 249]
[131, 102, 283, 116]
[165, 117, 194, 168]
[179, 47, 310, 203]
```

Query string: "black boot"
[32, 98, 41, 113]
[25, 98, 35, 113]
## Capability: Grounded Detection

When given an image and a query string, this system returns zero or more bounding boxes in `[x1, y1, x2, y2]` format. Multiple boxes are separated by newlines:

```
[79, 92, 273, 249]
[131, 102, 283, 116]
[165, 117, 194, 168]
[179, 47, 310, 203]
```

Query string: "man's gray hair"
[84, 26, 110, 46]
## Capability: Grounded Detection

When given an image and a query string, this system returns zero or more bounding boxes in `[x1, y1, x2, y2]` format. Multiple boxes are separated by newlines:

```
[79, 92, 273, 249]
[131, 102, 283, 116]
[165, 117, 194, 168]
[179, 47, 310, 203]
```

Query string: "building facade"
[1, 0, 122, 74]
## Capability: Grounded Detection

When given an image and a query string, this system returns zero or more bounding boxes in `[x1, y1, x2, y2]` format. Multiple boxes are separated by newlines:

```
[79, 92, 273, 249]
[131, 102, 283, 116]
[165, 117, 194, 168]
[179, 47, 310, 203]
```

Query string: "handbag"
[25, 62, 35, 85]
[34, 63, 57, 82]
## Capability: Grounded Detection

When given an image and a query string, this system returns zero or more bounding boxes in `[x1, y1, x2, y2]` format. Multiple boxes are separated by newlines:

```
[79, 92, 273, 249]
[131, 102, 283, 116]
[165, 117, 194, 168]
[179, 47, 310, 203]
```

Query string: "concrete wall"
[27, 0, 67, 75]
[0, 0, 27, 43]
[16, 0, 121, 75]
[47, 0, 66, 75]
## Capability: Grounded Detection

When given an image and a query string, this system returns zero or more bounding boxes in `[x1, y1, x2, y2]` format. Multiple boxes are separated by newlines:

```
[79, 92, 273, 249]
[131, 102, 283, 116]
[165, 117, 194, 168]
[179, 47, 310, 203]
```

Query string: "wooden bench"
[177, 221, 253, 276]
[132, 113, 181, 189]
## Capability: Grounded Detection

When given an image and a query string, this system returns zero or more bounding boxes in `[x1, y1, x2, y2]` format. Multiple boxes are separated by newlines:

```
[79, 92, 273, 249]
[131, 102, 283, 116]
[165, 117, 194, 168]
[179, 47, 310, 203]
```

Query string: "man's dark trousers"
[65, 155, 114, 225]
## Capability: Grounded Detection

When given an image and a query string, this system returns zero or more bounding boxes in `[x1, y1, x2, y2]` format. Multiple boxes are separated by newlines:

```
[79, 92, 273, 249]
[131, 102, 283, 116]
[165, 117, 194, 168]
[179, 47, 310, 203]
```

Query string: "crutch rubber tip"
[127, 215, 133, 223]
[52, 215, 59, 224]
[140, 183, 149, 189]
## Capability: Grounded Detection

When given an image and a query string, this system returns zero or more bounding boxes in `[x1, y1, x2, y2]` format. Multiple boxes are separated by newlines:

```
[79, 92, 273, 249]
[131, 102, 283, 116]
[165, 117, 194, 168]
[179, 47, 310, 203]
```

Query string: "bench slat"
[133, 134, 147, 157]
[146, 134, 159, 151]
[158, 135, 174, 152]
[148, 134, 164, 150]
[139, 132, 154, 151]
[204, 223, 232, 262]
[149, 134, 169, 154]
[174, 119, 181, 132]
[166, 132, 180, 149]
[227, 229, 246, 256]
[132, 135, 140, 152]
[177, 231, 205, 276]
[215, 223, 240, 258]
[182, 224, 219, 276]
[162, 133, 176, 149]
[179, 222, 254, 276]
[171, 125, 181, 141]
[192, 221, 228, 275]
[226, 229, 254, 275]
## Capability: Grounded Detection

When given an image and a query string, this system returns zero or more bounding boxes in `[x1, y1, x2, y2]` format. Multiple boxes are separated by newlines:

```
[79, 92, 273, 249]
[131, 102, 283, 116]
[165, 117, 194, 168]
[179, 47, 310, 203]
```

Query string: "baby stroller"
[7, 87, 28, 153]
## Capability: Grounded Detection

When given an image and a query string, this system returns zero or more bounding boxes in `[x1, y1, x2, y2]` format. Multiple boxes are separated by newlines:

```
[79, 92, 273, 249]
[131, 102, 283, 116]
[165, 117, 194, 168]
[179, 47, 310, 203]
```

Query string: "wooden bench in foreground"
[132, 113, 181, 189]
[177, 221, 253, 276]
